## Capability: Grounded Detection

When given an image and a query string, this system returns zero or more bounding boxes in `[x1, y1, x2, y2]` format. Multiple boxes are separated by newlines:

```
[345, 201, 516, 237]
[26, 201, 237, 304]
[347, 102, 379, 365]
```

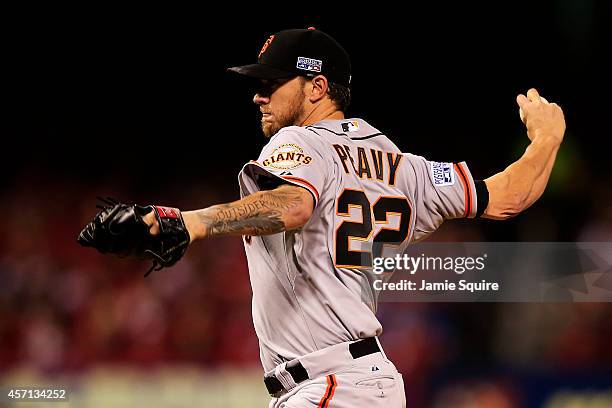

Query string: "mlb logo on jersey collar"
[341, 120, 359, 133]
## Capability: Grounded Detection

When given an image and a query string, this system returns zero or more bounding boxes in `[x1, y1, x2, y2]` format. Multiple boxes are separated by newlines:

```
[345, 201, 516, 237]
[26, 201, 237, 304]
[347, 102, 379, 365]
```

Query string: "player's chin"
[261, 122, 275, 138]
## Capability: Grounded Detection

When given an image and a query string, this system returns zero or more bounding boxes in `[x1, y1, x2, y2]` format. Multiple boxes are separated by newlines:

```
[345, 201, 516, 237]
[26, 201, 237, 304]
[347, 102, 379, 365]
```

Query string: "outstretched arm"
[483, 88, 566, 220]
[145, 184, 314, 241]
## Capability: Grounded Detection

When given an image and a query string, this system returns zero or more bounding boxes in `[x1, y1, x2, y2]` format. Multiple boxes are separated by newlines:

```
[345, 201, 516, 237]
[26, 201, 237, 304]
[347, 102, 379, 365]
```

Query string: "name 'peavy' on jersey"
[332, 144, 403, 186]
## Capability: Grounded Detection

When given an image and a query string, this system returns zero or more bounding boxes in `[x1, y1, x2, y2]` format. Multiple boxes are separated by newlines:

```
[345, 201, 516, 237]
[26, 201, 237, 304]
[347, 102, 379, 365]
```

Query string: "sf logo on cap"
[259, 35, 275, 58]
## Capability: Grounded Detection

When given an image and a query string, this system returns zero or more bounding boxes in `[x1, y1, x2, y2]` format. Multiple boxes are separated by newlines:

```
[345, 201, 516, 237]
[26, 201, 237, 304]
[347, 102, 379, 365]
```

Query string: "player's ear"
[307, 75, 329, 103]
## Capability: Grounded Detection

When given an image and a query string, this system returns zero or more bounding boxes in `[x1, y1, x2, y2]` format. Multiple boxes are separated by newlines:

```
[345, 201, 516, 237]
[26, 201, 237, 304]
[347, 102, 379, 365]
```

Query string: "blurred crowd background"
[2, 2, 611, 407]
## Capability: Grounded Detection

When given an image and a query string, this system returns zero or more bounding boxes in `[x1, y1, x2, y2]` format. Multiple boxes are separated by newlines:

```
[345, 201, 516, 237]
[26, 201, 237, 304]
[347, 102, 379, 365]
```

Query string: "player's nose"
[253, 93, 270, 105]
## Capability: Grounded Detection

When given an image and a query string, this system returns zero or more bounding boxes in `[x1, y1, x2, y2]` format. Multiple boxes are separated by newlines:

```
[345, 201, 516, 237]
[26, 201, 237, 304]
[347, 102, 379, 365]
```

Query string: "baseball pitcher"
[78, 28, 565, 407]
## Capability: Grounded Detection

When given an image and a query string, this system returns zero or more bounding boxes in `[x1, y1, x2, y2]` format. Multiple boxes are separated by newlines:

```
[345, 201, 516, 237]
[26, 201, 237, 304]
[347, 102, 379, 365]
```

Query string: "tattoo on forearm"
[198, 186, 305, 236]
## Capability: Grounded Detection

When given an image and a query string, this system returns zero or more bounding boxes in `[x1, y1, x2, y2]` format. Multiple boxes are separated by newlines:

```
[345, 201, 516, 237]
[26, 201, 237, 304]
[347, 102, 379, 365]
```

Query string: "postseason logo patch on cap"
[296, 56, 322, 73]
[430, 162, 455, 186]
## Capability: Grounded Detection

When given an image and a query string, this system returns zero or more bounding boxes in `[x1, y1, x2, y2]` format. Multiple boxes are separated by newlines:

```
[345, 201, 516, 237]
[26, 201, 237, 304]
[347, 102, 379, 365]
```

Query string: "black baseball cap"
[228, 27, 351, 87]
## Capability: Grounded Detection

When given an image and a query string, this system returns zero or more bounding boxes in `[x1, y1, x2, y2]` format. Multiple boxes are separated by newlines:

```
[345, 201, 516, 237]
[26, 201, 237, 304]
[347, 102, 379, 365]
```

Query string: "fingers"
[149, 223, 160, 236]
[142, 211, 161, 235]
[527, 88, 540, 102]
[517, 89, 553, 128]
[517, 89, 552, 110]
[516, 94, 529, 109]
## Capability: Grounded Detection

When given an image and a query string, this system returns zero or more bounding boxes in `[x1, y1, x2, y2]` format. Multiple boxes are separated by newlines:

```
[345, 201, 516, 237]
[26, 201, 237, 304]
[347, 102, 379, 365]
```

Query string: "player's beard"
[261, 86, 306, 138]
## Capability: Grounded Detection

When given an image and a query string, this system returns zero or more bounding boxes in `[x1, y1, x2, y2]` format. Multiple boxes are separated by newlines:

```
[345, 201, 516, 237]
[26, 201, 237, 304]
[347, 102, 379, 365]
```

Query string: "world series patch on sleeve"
[430, 162, 455, 186]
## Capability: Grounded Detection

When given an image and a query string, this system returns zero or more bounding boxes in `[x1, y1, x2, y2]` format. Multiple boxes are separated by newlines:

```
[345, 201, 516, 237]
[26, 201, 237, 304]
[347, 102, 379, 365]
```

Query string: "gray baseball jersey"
[238, 118, 480, 372]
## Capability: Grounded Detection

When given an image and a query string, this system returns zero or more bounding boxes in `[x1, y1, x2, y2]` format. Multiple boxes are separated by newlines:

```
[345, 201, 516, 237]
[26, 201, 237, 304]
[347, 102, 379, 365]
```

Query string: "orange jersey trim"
[246, 161, 320, 203]
[454, 163, 472, 218]
[281, 175, 320, 203]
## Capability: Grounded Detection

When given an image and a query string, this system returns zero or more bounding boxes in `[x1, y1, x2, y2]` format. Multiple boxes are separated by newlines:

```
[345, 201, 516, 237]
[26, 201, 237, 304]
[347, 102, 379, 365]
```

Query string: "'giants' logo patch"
[430, 162, 455, 186]
[262, 144, 312, 170]
[296, 57, 322, 73]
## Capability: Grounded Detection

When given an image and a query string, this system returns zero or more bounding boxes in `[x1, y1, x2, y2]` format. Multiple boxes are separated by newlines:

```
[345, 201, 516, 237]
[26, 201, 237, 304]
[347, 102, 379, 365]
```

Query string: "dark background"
[2, 2, 611, 407]
[4, 2, 611, 239]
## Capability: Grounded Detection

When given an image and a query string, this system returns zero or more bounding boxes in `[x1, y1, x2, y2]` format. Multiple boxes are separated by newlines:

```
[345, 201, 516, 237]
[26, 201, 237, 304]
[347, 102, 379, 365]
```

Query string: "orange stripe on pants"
[317, 374, 337, 408]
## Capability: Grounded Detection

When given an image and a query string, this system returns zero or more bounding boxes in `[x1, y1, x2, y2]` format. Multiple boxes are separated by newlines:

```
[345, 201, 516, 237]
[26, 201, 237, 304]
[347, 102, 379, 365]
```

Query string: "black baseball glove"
[77, 197, 190, 276]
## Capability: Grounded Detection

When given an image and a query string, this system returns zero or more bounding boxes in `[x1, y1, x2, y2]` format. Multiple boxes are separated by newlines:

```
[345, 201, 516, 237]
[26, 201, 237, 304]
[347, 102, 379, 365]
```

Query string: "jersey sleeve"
[239, 127, 327, 206]
[402, 153, 487, 241]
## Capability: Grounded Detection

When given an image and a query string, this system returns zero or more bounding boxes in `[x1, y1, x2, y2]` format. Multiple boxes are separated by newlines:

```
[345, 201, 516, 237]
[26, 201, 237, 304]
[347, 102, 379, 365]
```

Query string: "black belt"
[264, 337, 380, 396]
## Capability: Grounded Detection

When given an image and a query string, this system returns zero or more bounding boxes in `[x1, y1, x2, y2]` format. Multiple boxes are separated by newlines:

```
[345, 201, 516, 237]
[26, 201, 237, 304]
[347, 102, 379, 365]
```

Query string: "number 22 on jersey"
[334, 189, 412, 268]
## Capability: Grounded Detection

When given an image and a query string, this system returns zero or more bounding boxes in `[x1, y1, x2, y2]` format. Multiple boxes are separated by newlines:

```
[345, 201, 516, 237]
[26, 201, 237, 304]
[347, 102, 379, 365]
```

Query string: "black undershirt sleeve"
[474, 180, 489, 217]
